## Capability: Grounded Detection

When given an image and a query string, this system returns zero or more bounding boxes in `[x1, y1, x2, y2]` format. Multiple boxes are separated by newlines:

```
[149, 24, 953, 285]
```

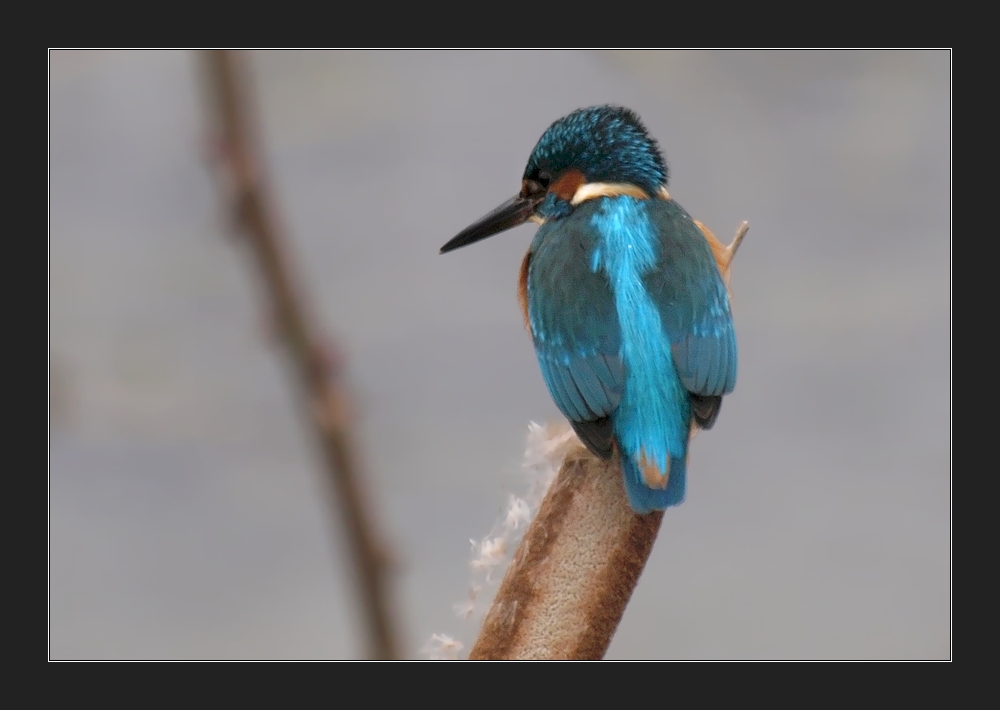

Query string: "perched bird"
[440, 106, 741, 514]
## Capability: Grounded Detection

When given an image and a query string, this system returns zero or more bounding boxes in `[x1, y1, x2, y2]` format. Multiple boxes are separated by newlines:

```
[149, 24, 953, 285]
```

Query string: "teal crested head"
[522, 105, 668, 199]
[441, 105, 667, 254]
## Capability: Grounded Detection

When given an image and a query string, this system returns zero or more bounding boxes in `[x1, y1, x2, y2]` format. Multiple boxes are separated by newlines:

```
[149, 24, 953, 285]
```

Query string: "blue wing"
[526, 215, 625, 457]
[525, 198, 737, 457]
[643, 199, 738, 399]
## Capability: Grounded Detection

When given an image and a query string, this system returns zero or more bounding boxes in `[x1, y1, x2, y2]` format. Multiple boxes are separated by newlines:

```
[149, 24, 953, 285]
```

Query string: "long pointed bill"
[440, 194, 539, 254]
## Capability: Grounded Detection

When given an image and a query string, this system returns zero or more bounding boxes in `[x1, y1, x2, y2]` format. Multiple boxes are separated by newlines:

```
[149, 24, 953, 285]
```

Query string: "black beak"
[440, 194, 540, 254]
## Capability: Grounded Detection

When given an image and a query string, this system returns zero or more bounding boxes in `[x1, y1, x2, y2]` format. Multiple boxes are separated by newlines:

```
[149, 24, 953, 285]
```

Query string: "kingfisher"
[440, 105, 742, 514]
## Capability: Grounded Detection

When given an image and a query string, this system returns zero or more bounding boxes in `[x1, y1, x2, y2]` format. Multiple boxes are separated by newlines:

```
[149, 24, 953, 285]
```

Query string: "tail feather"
[620, 454, 686, 514]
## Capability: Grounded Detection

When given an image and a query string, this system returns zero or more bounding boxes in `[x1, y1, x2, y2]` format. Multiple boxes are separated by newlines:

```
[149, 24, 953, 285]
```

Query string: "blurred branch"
[470, 442, 662, 660]
[199, 50, 399, 659]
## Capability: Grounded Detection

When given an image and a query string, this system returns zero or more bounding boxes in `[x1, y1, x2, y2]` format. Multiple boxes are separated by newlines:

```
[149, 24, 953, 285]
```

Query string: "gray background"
[49, 50, 950, 660]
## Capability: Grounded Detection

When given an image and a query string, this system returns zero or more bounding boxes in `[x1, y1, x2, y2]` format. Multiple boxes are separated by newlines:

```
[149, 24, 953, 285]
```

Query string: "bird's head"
[440, 105, 668, 254]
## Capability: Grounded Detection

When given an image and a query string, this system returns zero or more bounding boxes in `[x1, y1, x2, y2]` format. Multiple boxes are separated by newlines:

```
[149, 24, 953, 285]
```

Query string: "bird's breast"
[517, 249, 531, 334]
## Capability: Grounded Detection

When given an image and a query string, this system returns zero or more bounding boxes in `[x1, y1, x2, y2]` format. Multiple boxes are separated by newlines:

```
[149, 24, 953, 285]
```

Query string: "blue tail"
[620, 454, 687, 514]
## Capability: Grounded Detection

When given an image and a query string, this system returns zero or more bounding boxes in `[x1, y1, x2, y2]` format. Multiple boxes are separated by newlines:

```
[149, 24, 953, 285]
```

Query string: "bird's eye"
[523, 179, 545, 197]
[522, 171, 552, 198]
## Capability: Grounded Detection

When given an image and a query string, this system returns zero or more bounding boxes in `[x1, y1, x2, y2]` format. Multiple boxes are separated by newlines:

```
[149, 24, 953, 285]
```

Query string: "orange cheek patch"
[549, 169, 586, 201]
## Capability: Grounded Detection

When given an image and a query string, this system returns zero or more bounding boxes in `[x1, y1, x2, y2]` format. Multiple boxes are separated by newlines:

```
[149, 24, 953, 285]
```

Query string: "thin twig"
[728, 220, 749, 261]
[199, 50, 399, 659]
